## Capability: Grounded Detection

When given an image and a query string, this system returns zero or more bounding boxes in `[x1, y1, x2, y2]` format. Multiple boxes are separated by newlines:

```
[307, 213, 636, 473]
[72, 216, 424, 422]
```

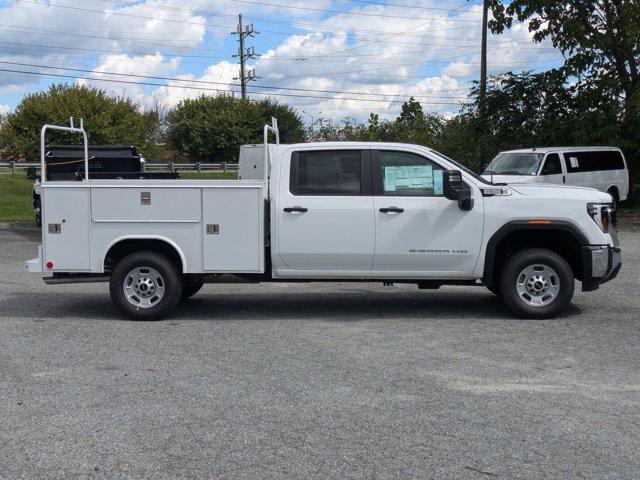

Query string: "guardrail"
[0, 161, 239, 173]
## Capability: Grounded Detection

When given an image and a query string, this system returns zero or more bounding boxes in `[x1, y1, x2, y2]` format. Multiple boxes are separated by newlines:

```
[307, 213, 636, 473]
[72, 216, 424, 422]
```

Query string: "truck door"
[539, 153, 564, 184]
[371, 149, 483, 275]
[276, 149, 375, 273]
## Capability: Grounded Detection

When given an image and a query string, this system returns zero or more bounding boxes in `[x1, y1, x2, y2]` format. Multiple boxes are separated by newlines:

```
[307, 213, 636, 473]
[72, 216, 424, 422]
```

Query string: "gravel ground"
[1, 223, 639, 479]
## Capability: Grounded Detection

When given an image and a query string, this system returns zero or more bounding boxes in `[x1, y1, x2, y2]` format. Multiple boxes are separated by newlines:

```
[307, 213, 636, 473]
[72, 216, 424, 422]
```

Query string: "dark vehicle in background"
[29, 145, 178, 226]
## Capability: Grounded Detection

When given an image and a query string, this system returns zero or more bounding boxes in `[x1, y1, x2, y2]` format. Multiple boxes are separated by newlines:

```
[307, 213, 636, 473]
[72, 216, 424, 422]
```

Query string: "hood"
[509, 183, 612, 203]
[481, 174, 539, 184]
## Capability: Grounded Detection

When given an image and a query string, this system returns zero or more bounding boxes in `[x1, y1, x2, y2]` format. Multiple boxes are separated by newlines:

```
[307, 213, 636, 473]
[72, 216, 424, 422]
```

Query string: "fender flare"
[482, 220, 588, 285]
[102, 235, 188, 273]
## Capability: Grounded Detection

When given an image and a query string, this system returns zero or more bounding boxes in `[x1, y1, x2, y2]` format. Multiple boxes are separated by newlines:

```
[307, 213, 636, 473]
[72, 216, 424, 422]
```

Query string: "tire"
[34, 198, 42, 227]
[498, 248, 574, 319]
[607, 188, 619, 208]
[181, 277, 204, 300]
[109, 251, 182, 321]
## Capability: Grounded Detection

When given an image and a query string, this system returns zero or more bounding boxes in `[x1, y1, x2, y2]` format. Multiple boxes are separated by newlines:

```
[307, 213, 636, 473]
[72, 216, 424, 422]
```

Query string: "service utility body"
[25, 118, 622, 320]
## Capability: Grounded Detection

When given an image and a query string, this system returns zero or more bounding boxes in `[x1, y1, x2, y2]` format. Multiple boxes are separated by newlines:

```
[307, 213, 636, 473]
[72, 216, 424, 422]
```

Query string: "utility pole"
[232, 14, 259, 100]
[478, 0, 489, 172]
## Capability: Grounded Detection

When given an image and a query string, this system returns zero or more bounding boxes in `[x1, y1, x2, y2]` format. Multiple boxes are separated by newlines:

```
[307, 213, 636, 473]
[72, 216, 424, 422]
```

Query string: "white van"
[482, 147, 629, 202]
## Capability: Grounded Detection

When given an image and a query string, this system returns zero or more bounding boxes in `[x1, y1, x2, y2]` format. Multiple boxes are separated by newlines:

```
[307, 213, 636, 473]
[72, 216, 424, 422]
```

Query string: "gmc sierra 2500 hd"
[25, 119, 621, 320]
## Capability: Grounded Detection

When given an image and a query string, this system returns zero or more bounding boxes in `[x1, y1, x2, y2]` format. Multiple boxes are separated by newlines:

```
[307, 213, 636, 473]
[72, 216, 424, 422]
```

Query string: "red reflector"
[528, 220, 551, 225]
[46, 261, 54, 270]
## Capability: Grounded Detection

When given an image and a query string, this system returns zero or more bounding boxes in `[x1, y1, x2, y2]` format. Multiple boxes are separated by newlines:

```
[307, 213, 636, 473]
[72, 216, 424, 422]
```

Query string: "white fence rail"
[0, 161, 239, 174]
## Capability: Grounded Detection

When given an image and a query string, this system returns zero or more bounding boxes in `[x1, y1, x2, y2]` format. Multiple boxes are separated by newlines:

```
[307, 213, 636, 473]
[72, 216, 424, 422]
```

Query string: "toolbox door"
[202, 187, 264, 272]
[42, 187, 91, 271]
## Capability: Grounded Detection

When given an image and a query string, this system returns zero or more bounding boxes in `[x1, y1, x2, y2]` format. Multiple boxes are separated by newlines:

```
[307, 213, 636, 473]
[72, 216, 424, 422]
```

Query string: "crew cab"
[25, 119, 622, 320]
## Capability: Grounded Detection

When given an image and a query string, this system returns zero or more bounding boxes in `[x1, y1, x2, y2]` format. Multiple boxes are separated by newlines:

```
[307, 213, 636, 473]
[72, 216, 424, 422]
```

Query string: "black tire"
[485, 283, 500, 295]
[499, 248, 574, 319]
[607, 188, 619, 208]
[181, 277, 204, 300]
[109, 251, 182, 321]
[34, 198, 42, 227]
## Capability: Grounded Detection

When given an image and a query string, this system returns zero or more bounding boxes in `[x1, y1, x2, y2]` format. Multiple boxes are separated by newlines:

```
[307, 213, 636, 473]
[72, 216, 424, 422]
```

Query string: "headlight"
[587, 203, 616, 233]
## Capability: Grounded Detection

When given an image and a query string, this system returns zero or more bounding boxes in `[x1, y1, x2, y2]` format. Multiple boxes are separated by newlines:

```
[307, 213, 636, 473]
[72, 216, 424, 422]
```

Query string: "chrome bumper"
[581, 245, 622, 291]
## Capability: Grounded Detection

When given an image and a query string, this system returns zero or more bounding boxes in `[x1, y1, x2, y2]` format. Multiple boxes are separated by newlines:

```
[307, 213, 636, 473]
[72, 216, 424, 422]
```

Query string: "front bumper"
[581, 245, 622, 291]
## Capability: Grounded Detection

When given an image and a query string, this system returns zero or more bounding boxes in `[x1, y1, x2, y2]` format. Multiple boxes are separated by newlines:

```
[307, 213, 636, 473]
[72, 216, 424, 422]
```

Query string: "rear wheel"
[181, 277, 204, 300]
[499, 248, 574, 319]
[607, 187, 620, 208]
[109, 251, 182, 320]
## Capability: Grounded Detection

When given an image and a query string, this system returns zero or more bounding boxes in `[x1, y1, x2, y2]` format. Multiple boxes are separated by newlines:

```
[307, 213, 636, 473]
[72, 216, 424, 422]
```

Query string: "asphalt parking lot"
[1, 221, 639, 479]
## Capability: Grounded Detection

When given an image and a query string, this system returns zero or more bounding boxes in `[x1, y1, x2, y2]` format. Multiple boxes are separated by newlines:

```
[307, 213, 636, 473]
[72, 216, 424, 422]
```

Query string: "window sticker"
[433, 170, 444, 195]
[569, 156, 579, 168]
[384, 165, 434, 192]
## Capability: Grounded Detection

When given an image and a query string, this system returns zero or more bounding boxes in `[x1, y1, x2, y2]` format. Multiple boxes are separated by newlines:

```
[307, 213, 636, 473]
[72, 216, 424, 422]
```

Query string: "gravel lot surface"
[1, 222, 639, 479]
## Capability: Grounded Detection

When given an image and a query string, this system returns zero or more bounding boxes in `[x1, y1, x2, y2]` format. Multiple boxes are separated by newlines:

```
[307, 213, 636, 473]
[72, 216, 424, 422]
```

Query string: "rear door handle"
[283, 206, 308, 213]
[379, 206, 404, 213]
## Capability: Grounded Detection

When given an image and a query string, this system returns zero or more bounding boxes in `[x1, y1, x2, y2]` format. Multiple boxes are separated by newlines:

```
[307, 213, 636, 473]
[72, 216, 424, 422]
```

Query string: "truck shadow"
[0, 289, 582, 322]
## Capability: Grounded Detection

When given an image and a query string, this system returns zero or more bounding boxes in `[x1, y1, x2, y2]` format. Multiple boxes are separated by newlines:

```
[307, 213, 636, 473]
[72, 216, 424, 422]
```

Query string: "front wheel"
[499, 248, 574, 319]
[109, 251, 182, 320]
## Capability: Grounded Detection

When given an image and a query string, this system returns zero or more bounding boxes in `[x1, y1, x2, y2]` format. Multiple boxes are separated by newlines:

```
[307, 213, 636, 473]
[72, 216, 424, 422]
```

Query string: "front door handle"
[379, 206, 404, 213]
[283, 206, 308, 213]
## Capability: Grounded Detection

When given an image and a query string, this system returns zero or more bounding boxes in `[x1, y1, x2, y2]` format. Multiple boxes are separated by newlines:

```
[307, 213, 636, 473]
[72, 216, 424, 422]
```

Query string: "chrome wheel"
[123, 267, 165, 309]
[515, 264, 560, 307]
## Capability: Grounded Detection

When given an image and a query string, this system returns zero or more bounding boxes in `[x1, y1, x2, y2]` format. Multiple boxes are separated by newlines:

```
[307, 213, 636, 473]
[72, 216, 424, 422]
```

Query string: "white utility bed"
[40, 179, 266, 274]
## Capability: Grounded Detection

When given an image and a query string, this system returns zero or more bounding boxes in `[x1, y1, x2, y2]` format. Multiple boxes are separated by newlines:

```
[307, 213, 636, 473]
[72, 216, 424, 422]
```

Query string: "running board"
[43, 274, 110, 284]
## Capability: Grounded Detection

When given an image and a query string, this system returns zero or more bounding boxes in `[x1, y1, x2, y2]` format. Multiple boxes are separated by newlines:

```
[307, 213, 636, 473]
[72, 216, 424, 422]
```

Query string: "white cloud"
[0, 104, 10, 115]
[0, 0, 563, 120]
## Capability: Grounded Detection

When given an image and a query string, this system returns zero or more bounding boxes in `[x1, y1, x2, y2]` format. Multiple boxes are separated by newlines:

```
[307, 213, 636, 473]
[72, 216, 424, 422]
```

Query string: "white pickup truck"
[25, 119, 621, 320]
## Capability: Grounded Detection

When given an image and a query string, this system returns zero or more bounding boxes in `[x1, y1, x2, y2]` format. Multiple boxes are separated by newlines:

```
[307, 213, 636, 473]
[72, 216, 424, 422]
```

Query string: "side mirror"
[443, 170, 474, 211]
[26, 167, 37, 180]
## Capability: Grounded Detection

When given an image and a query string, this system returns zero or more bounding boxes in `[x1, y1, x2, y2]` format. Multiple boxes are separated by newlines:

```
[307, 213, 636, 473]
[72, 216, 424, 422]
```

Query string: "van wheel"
[499, 248, 574, 319]
[181, 277, 204, 300]
[607, 187, 619, 207]
[34, 198, 42, 227]
[110, 251, 182, 320]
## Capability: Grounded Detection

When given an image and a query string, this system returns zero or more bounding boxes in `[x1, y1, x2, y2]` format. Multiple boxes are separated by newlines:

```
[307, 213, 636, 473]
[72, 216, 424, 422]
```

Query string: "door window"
[540, 153, 562, 175]
[290, 150, 363, 195]
[377, 151, 444, 196]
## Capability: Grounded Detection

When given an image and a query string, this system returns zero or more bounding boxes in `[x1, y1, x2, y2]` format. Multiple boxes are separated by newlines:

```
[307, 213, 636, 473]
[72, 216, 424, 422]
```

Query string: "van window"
[290, 150, 362, 195]
[564, 150, 625, 173]
[540, 153, 562, 175]
[377, 151, 444, 196]
[483, 152, 544, 175]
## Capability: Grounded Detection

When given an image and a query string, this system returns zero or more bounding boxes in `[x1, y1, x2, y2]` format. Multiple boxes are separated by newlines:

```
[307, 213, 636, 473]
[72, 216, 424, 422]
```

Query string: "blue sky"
[0, 0, 563, 122]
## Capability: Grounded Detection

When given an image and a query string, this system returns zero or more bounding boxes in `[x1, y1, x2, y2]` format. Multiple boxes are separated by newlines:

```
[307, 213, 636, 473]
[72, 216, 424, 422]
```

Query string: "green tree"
[0, 83, 152, 161]
[166, 94, 304, 163]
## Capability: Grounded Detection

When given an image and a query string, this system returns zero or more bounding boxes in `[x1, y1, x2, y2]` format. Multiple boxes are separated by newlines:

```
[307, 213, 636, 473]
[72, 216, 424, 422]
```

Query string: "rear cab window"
[289, 150, 371, 195]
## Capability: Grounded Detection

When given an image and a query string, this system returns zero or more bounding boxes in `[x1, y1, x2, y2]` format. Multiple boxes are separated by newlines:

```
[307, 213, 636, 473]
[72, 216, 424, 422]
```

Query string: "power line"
[10, 0, 485, 41]
[0, 61, 472, 101]
[0, 67, 468, 105]
[224, 0, 483, 22]
[340, 0, 484, 14]
[94, 0, 482, 23]
[302, 0, 472, 58]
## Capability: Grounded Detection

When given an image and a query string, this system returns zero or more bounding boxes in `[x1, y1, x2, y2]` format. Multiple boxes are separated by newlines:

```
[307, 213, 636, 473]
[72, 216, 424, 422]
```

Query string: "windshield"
[429, 149, 493, 185]
[483, 153, 544, 175]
